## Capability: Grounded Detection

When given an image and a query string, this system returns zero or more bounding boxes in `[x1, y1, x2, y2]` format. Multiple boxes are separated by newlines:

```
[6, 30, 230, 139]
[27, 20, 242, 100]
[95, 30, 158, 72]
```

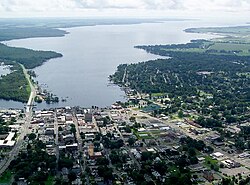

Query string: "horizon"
[0, 0, 249, 22]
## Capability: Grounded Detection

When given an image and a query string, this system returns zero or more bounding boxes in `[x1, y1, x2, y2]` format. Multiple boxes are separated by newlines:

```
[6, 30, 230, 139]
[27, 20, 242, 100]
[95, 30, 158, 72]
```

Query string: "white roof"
[146, 148, 156, 152]
[0, 140, 15, 146]
[66, 143, 78, 147]
[5, 132, 15, 141]
[212, 152, 224, 157]
[138, 128, 146, 132]
[160, 127, 170, 130]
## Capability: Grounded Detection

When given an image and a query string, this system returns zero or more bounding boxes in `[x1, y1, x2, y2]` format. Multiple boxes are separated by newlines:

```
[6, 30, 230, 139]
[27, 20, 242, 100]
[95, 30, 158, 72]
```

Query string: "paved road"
[21, 64, 36, 113]
[0, 65, 36, 175]
[72, 111, 90, 185]
[54, 113, 60, 175]
[130, 108, 250, 173]
[108, 111, 142, 171]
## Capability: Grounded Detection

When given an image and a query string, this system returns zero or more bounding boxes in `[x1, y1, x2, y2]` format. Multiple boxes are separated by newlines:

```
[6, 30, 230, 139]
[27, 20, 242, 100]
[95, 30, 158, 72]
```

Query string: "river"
[0, 19, 237, 109]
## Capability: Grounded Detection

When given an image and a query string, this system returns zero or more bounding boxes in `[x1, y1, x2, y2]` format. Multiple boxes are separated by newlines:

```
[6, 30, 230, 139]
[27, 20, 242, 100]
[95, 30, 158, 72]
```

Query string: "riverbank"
[0, 20, 225, 108]
[0, 42, 62, 103]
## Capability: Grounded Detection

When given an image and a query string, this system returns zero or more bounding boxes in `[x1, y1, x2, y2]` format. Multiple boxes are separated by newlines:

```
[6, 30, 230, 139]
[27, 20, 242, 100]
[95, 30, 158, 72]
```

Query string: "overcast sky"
[0, 0, 249, 20]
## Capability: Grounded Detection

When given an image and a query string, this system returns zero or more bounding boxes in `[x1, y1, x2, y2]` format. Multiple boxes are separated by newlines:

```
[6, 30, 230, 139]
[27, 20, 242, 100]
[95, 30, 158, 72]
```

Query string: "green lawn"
[152, 92, 167, 97]
[133, 130, 153, 140]
[0, 170, 12, 184]
[162, 41, 250, 56]
[45, 175, 55, 185]
[204, 156, 220, 171]
[210, 42, 250, 51]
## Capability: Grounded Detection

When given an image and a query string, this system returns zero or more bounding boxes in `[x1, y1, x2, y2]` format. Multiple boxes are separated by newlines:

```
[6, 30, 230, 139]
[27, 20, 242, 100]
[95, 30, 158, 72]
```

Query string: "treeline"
[0, 43, 62, 69]
[135, 39, 210, 50]
[0, 27, 67, 41]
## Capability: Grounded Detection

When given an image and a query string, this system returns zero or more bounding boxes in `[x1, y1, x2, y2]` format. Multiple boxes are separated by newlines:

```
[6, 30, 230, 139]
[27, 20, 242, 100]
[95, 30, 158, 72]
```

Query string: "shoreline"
[0, 20, 237, 109]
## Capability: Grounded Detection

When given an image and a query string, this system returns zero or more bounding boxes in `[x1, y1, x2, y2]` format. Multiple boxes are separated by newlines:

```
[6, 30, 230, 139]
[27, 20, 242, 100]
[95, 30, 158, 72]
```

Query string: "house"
[203, 170, 214, 182]
[85, 133, 95, 141]
[88, 144, 103, 159]
[85, 113, 93, 122]
[211, 152, 224, 159]
[66, 143, 78, 151]
[63, 134, 75, 142]
[45, 128, 54, 135]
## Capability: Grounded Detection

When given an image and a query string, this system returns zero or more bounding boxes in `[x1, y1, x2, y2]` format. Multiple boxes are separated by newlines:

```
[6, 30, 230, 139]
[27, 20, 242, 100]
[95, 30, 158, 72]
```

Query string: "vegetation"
[111, 40, 250, 127]
[0, 18, 164, 41]
[0, 43, 62, 69]
[0, 170, 12, 183]
[185, 26, 250, 43]
[0, 27, 67, 41]
[10, 139, 56, 185]
[0, 61, 30, 102]
[0, 41, 62, 102]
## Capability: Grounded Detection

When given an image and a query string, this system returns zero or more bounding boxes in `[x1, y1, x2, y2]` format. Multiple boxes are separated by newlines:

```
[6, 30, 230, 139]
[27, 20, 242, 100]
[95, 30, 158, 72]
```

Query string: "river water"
[0, 20, 238, 109]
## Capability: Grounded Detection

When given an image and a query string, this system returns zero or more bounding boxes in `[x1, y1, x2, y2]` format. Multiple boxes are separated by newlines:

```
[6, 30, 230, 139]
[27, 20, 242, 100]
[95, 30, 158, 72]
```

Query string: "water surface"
[1, 20, 231, 109]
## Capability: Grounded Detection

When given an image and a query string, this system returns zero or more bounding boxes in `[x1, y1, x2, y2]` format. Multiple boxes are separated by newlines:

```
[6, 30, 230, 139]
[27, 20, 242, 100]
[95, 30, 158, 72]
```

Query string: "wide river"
[0, 20, 239, 109]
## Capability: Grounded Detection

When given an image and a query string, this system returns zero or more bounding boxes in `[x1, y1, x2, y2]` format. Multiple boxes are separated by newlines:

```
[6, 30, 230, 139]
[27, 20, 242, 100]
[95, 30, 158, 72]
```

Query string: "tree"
[28, 133, 36, 140]
[188, 148, 196, 157]
[68, 171, 77, 182]
[58, 158, 74, 169]
[178, 110, 184, 118]
[98, 166, 113, 182]
[96, 157, 109, 166]
[58, 126, 63, 132]
[128, 137, 136, 146]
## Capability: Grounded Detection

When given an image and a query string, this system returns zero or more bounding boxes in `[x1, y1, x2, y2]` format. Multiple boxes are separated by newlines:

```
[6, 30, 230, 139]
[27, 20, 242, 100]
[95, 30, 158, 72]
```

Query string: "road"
[21, 64, 36, 113]
[108, 111, 142, 171]
[130, 108, 250, 173]
[72, 111, 90, 185]
[0, 65, 36, 175]
[53, 113, 60, 175]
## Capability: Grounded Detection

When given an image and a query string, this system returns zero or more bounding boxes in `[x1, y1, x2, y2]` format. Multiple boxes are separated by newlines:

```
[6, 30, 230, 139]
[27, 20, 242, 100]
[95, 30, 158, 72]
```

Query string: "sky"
[0, 0, 249, 20]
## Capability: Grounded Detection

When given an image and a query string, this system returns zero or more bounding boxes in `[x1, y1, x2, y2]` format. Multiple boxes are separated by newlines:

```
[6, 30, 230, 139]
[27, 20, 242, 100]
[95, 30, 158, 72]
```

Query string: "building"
[211, 152, 224, 159]
[203, 170, 214, 182]
[85, 133, 95, 141]
[0, 132, 16, 148]
[45, 128, 55, 135]
[88, 144, 103, 159]
[85, 113, 93, 122]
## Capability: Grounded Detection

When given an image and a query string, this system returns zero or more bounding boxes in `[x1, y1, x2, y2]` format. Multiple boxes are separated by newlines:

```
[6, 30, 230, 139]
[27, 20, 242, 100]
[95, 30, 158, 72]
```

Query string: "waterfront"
[1, 20, 233, 109]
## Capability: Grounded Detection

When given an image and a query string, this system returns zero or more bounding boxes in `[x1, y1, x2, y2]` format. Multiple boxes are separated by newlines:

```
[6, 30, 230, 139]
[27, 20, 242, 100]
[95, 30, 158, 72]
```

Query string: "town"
[0, 95, 250, 185]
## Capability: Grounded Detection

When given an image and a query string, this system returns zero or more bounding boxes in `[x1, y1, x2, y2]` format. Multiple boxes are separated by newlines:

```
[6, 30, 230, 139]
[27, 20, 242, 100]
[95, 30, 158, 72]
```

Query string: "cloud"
[0, 0, 249, 17]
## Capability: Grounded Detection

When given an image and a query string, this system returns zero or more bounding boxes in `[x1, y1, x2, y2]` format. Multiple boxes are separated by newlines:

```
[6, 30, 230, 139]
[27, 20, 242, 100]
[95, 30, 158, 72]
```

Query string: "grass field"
[162, 41, 250, 56]
[185, 26, 250, 36]
[45, 175, 55, 185]
[210, 42, 250, 51]
[133, 130, 153, 139]
[0, 170, 12, 184]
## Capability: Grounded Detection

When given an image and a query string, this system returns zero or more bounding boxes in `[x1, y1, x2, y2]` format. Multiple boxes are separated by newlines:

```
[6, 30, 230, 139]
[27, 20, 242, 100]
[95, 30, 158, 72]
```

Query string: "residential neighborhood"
[0, 100, 250, 185]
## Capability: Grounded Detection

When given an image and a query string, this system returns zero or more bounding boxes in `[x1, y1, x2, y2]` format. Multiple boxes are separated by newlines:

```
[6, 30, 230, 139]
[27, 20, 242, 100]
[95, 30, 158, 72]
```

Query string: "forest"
[0, 61, 30, 103]
[0, 43, 62, 69]
[111, 40, 250, 126]
[0, 43, 62, 102]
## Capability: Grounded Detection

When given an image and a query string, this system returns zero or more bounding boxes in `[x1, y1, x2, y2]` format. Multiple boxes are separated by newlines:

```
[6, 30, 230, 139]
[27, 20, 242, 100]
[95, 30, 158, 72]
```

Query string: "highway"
[0, 65, 36, 175]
